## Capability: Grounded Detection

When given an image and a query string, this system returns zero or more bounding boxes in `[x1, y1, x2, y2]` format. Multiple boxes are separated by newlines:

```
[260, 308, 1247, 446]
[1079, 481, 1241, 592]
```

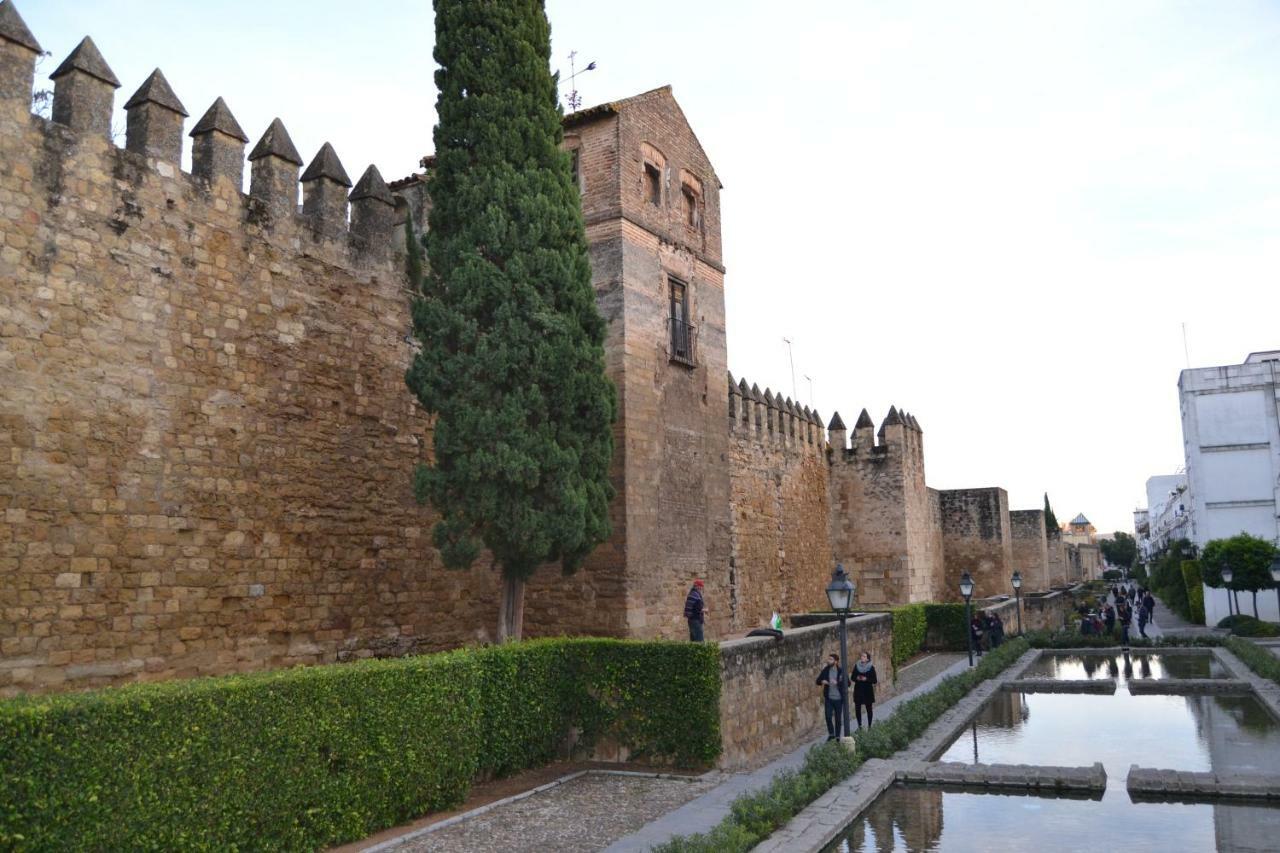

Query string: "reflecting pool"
[1019, 652, 1228, 681]
[935, 690, 1280, 775]
[823, 784, 1280, 853]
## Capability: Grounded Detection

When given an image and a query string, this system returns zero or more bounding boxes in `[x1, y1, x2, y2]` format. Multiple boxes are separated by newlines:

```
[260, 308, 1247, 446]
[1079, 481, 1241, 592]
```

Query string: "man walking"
[816, 652, 848, 741]
[683, 579, 707, 641]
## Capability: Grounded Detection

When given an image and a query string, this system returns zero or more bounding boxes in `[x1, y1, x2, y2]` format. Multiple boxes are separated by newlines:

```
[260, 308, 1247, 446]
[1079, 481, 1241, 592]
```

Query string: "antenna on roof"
[565, 50, 597, 113]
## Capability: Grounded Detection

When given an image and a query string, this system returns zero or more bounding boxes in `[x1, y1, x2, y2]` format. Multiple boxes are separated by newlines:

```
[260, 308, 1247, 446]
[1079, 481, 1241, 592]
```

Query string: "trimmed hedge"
[0, 638, 720, 851]
[1181, 560, 1206, 626]
[655, 639, 1029, 853]
[889, 604, 927, 670]
[922, 603, 970, 651]
[1217, 615, 1280, 638]
[1226, 636, 1280, 682]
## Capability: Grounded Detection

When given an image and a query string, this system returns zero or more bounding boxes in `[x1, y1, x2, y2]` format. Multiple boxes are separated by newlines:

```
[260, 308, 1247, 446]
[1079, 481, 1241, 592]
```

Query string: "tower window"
[682, 185, 698, 226]
[645, 163, 662, 206]
[668, 278, 696, 366]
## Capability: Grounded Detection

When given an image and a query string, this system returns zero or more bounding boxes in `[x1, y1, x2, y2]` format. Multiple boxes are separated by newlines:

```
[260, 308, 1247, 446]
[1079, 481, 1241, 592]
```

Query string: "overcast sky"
[26, 1, 1280, 534]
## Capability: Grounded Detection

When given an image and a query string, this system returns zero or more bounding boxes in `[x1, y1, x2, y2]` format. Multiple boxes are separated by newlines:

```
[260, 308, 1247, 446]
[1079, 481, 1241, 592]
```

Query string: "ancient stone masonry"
[0, 1, 1080, 696]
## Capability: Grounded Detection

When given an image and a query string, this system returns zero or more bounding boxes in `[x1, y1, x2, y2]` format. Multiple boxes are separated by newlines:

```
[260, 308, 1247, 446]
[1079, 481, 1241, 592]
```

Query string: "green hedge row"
[1181, 560, 1206, 625]
[654, 639, 1029, 853]
[889, 604, 927, 670]
[922, 603, 969, 650]
[0, 638, 721, 851]
[1226, 636, 1280, 681]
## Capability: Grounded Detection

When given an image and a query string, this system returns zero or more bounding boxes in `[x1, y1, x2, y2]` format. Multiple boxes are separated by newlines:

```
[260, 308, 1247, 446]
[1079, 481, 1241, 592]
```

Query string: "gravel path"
[391, 773, 716, 853]
[894, 652, 966, 692]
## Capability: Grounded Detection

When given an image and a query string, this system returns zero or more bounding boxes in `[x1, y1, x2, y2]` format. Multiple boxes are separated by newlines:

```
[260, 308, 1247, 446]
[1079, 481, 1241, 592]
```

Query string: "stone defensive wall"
[0, 19, 633, 694]
[726, 375, 831, 633]
[718, 613, 895, 768]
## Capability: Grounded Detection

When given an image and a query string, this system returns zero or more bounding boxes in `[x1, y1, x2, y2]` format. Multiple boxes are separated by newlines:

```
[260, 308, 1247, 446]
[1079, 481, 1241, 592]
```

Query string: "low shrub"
[1023, 630, 1222, 650]
[656, 638, 1030, 853]
[0, 638, 720, 851]
[922, 603, 969, 651]
[1102, 569, 1122, 581]
[1225, 636, 1280, 683]
[1216, 615, 1280, 638]
[1181, 560, 1205, 625]
[889, 604, 927, 670]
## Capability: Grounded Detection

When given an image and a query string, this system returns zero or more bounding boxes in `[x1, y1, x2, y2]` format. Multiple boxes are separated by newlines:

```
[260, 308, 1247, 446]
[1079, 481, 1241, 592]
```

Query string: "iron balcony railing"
[668, 318, 697, 367]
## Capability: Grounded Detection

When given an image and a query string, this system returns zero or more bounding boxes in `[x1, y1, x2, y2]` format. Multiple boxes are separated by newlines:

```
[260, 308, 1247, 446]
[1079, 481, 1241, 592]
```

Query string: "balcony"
[668, 318, 697, 367]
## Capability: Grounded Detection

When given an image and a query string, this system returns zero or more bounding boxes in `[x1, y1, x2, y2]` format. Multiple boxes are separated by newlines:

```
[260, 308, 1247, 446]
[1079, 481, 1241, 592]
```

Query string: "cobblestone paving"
[391, 773, 716, 853]
[894, 652, 967, 692]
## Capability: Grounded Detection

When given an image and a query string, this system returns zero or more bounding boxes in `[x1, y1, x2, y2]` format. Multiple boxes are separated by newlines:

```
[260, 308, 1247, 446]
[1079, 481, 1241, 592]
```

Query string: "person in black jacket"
[852, 652, 878, 728]
[815, 653, 848, 740]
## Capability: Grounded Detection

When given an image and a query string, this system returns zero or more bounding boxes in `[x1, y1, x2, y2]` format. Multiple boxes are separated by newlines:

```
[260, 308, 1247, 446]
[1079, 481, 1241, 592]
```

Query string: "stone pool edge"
[750, 644, 1280, 853]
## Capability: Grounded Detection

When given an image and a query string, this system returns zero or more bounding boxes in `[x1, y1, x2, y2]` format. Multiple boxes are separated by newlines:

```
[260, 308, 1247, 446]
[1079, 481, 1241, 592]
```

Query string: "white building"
[1135, 473, 1190, 560]
[1179, 350, 1280, 624]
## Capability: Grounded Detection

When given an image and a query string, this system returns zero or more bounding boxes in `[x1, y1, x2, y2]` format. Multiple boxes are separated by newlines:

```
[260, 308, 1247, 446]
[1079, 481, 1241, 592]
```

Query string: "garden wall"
[717, 613, 895, 768]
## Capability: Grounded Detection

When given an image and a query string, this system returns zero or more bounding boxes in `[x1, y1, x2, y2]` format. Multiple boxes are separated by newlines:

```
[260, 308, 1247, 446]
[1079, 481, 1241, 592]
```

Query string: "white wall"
[1205, 584, 1280, 626]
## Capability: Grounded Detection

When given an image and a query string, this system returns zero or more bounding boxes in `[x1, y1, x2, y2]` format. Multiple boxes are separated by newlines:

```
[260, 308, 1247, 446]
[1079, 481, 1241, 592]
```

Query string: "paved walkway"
[602, 652, 967, 853]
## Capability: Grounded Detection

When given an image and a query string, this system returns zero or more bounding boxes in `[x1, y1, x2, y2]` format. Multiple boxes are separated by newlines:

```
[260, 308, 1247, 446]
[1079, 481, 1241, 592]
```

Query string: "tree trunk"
[498, 574, 526, 642]
[1252, 590, 1259, 618]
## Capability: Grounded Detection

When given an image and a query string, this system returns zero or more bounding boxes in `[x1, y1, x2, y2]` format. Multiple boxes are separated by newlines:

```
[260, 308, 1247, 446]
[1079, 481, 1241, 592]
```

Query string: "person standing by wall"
[683, 579, 707, 641]
[816, 653, 848, 740]
[852, 651, 878, 729]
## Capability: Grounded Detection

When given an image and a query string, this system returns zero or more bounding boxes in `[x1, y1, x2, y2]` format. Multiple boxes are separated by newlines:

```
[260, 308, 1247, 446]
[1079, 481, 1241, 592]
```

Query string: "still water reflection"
[935, 689, 1280, 774]
[1020, 652, 1227, 681]
[824, 784, 1280, 853]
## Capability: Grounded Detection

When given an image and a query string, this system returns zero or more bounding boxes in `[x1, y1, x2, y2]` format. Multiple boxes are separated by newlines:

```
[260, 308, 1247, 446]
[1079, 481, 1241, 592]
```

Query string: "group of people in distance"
[1079, 583, 1157, 644]
[968, 611, 1006, 657]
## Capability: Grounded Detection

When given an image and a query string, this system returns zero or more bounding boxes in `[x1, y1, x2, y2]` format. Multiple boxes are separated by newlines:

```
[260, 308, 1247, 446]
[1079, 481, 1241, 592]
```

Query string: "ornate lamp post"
[960, 571, 975, 667]
[1011, 571, 1023, 635]
[1222, 565, 1235, 618]
[826, 564, 856, 738]
[1270, 555, 1280, 621]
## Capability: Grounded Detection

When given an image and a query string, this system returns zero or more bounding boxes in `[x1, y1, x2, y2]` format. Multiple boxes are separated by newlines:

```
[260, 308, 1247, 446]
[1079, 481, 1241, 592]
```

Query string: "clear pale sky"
[25, 1, 1280, 534]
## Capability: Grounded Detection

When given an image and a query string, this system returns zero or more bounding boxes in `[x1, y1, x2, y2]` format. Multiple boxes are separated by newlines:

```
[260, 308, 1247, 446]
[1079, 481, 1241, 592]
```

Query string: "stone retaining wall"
[717, 614, 895, 768]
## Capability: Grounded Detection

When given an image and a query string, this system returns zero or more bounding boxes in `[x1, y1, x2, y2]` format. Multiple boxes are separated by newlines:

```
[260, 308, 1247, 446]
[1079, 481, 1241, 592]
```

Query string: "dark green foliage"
[1022, 630, 1223, 650]
[922, 603, 970, 650]
[1149, 539, 1197, 621]
[655, 640, 1029, 853]
[0, 639, 719, 851]
[889, 604, 927, 670]
[1100, 532, 1138, 570]
[1202, 533, 1279, 618]
[1181, 560, 1205, 625]
[1217, 615, 1280, 637]
[1226, 636, 1280, 682]
[405, 0, 616, 585]
[1131, 563, 1149, 583]
[1102, 569, 1122, 581]
[1043, 493, 1059, 533]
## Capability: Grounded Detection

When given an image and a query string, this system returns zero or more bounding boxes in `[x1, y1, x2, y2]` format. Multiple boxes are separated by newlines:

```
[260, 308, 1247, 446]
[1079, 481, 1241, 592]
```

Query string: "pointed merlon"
[738, 377, 749, 396]
[763, 388, 775, 407]
[50, 36, 120, 87]
[811, 410, 822, 426]
[123, 68, 188, 116]
[911, 414, 922, 430]
[301, 142, 353, 187]
[828, 411, 846, 431]
[248, 117, 303, 165]
[883, 406, 902, 427]
[0, 0, 42, 53]
[802, 405, 812, 422]
[727, 370, 736, 390]
[855, 409, 874, 429]
[750, 383, 762, 402]
[350, 165, 394, 204]
[785, 397, 794, 414]
[190, 97, 248, 141]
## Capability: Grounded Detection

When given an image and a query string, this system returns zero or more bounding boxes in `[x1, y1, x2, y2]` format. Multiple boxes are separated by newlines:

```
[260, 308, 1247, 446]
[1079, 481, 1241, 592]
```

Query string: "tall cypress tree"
[405, 0, 616, 640]
[1043, 493, 1059, 533]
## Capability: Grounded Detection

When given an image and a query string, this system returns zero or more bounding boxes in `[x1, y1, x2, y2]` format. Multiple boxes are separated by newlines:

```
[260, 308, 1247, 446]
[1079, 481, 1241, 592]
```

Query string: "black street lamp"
[826, 564, 856, 739]
[1270, 555, 1280, 623]
[960, 571, 975, 667]
[1223, 566, 1235, 618]
[1011, 571, 1023, 635]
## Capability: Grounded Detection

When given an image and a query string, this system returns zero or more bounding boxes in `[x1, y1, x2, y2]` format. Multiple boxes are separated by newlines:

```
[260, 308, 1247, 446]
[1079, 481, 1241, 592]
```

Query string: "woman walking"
[852, 651, 878, 729]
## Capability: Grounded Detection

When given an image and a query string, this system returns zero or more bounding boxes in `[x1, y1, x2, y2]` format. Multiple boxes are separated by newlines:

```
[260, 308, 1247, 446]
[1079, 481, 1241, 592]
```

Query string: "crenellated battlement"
[824, 402, 925, 467]
[726, 371, 824, 459]
[0, 2, 404, 272]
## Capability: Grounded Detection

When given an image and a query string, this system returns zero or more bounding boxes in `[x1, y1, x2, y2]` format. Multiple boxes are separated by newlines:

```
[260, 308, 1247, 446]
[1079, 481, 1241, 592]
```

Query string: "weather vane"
[565, 50, 597, 113]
